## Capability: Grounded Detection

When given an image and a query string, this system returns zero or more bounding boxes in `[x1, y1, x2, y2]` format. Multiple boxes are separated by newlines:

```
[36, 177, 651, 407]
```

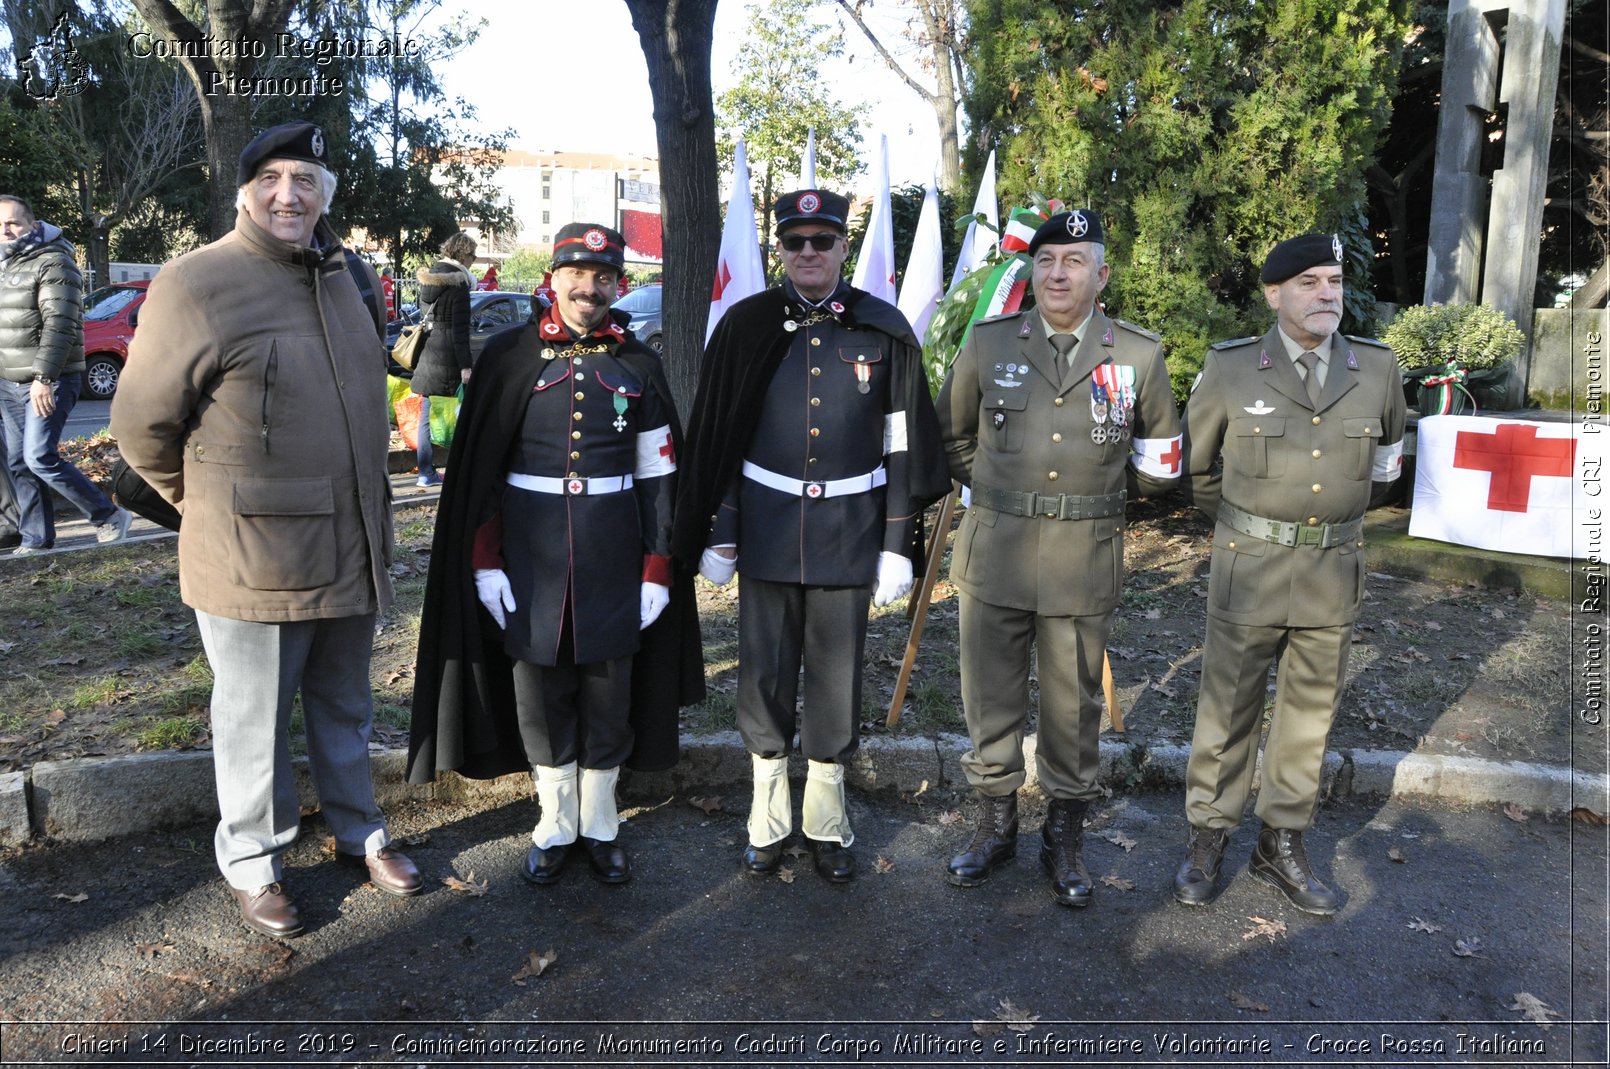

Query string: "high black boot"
[1173, 825, 1230, 906]
[1247, 824, 1341, 916]
[946, 792, 1018, 887]
[1039, 798, 1092, 908]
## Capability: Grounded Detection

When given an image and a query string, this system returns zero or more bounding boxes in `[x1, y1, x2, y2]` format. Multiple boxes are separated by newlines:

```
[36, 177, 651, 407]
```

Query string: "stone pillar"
[1424, 0, 1503, 306]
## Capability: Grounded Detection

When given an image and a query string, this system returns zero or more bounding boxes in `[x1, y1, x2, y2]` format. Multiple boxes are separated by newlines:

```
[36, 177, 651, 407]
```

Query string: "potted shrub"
[1383, 302, 1525, 415]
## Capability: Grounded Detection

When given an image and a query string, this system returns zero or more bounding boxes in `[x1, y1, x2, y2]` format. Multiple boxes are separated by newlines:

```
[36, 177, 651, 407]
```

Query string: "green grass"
[135, 716, 205, 750]
[69, 676, 122, 709]
[116, 632, 166, 659]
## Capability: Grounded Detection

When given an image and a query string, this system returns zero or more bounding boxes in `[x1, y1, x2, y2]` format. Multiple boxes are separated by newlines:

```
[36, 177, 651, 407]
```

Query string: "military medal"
[542, 347, 557, 361]
[784, 320, 798, 332]
[1090, 425, 1109, 445]
[612, 388, 628, 432]
[854, 359, 871, 394]
[993, 411, 1006, 430]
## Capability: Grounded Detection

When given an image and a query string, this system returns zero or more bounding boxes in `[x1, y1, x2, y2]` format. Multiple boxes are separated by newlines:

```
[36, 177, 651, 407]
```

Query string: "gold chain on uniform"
[792, 308, 835, 329]
[541, 341, 612, 360]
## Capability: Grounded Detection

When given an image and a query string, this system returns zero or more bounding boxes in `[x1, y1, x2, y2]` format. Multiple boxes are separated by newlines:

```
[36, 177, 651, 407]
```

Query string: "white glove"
[699, 545, 738, 586]
[872, 551, 915, 607]
[474, 568, 516, 628]
[640, 582, 670, 629]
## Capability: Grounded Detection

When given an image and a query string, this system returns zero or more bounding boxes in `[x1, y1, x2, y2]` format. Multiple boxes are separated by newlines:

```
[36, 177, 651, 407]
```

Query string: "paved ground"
[0, 787, 1604, 1067]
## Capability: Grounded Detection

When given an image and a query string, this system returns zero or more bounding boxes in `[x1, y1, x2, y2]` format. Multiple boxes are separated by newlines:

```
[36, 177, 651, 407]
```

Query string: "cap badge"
[584, 229, 608, 251]
[1331, 234, 1343, 262]
[310, 128, 324, 159]
[799, 193, 821, 214]
[1067, 211, 1088, 238]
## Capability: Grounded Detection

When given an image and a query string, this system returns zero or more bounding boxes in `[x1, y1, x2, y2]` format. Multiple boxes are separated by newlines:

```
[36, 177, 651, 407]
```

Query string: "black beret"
[1261, 233, 1344, 284]
[237, 121, 330, 185]
[552, 223, 626, 273]
[1028, 209, 1104, 255]
[774, 189, 850, 233]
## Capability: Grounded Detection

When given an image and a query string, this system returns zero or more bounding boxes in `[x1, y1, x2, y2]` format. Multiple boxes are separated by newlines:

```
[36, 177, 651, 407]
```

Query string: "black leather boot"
[1247, 824, 1341, 915]
[946, 792, 1018, 887]
[1039, 798, 1092, 908]
[1173, 825, 1230, 906]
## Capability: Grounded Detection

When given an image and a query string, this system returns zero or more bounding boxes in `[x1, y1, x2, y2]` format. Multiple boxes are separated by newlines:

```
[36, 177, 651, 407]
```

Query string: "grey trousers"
[958, 591, 1112, 801]
[195, 610, 389, 889]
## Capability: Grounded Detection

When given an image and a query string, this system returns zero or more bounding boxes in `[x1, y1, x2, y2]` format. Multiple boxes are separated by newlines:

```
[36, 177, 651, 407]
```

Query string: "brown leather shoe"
[340, 846, 423, 897]
[231, 882, 303, 938]
[1247, 824, 1341, 916]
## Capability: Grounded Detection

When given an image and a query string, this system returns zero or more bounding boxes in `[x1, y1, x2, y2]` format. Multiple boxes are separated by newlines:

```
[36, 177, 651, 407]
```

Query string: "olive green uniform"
[1182, 327, 1405, 829]
[938, 309, 1181, 800]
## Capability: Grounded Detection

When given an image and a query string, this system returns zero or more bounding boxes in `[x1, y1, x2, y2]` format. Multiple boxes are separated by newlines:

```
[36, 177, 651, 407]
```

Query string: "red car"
[81, 280, 149, 400]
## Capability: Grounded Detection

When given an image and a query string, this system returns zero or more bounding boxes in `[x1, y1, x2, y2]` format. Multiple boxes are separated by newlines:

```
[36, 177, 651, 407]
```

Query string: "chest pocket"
[982, 387, 1029, 454]
[1342, 416, 1382, 481]
[1230, 416, 1286, 478]
[838, 346, 883, 396]
[533, 363, 571, 391]
[594, 369, 643, 399]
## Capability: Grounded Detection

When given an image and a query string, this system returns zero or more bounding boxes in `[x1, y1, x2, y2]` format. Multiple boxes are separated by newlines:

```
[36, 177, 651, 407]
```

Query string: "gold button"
[570, 451, 581, 460]
[808, 457, 817, 466]
[575, 391, 585, 400]
[810, 427, 820, 437]
[1308, 517, 1319, 525]
[1052, 432, 1063, 443]
[1254, 426, 1261, 434]
[996, 398, 1005, 406]
[810, 337, 821, 347]
[1054, 397, 1065, 407]
[1311, 483, 1322, 493]
[1312, 449, 1322, 459]
[1048, 471, 1059, 481]
[573, 412, 583, 421]
[1228, 541, 1236, 549]
[811, 367, 821, 376]
[811, 397, 821, 407]
[571, 430, 582, 440]
[568, 471, 578, 479]
[1312, 415, 1322, 425]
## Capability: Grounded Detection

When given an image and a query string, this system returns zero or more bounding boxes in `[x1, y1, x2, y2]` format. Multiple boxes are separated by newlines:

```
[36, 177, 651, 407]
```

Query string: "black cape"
[672, 283, 952, 566]
[407, 319, 704, 783]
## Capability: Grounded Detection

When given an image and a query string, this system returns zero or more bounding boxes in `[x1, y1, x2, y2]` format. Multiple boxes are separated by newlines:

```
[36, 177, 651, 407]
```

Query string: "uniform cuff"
[642, 554, 673, 586]
[472, 513, 504, 570]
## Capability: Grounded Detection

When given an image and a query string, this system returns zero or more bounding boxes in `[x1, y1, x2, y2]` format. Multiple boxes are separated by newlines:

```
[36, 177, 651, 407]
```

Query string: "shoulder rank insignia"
[1344, 334, 1390, 349]
[1113, 318, 1160, 342]
[1210, 336, 1259, 350]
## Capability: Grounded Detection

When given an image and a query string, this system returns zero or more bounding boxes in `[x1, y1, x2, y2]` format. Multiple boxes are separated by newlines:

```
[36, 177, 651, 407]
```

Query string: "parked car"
[385, 290, 539, 378]
[80, 280, 150, 400]
[613, 283, 662, 352]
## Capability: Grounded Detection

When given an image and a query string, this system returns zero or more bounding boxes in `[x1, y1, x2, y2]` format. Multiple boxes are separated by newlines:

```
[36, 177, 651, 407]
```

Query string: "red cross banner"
[1410, 415, 1596, 559]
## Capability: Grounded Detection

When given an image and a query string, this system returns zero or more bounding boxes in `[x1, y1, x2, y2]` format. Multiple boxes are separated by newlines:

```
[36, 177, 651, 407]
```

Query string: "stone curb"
[6, 734, 1605, 846]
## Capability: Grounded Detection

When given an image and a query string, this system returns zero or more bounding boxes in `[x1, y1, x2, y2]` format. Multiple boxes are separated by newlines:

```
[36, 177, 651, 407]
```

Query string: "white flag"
[706, 139, 767, 345]
[897, 178, 944, 344]
[851, 134, 896, 304]
[1410, 414, 1597, 559]
[949, 149, 999, 290]
[799, 128, 817, 188]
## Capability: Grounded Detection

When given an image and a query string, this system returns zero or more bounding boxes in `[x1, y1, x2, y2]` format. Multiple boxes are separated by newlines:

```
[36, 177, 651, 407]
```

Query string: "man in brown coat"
[936, 210, 1181, 907]
[111, 122, 420, 938]
[1174, 233, 1405, 915]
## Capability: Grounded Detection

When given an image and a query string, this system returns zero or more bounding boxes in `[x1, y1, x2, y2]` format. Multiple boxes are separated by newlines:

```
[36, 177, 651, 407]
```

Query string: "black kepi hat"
[237, 121, 330, 185]
[1028, 209, 1105, 255]
[774, 189, 850, 233]
[1261, 233, 1344, 284]
[552, 223, 627, 273]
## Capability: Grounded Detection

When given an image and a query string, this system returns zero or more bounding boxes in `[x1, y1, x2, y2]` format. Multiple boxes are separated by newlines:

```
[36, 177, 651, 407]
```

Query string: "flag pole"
[886, 485, 957, 728]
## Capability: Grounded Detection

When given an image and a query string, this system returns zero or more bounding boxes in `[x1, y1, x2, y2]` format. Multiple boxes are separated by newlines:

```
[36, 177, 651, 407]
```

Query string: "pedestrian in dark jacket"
[409, 231, 476, 486]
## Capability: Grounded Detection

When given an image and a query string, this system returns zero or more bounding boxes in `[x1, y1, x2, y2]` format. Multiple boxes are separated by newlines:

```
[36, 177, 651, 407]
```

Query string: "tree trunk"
[624, 0, 722, 416]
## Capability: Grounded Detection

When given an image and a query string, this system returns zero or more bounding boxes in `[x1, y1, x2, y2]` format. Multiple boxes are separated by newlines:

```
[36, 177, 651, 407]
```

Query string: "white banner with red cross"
[1410, 415, 1599, 559]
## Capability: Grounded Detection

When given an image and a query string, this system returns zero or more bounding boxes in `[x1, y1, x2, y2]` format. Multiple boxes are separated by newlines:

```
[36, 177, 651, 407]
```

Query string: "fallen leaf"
[53, 892, 89, 903]
[1228, 991, 1269, 1012]
[777, 867, 797, 884]
[936, 809, 965, 827]
[396, 831, 432, 847]
[1242, 916, 1287, 942]
[511, 947, 558, 984]
[384, 666, 412, 685]
[45, 709, 65, 726]
[1143, 608, 1162, 620]
[1570, 807, 1607, 826]
[971, 1020, 1004, 1037]
[1407, 917, 1443, 933]
[784, 843, 810, 860]
[1507, 992, 1559, 1029]
[1098, 829, 1137, 852]
[443, 873, 489, 897]
[1101, 874, 1135, 891]
[1503, 803, 1529, 823]
[1453, 937, 1484, 957]
[0, 639, 15, 652]
[1387, 845, 1407, 863]
[995, 998, 1040, 1032]
[135, 940, 174, 960]
[688, 796, 723, 814]
[873, 856, 895, 874]
[41, 655, 84, 666]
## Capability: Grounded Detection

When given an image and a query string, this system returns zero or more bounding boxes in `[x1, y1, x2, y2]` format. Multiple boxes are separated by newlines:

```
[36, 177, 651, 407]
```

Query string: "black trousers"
[736, 575, 871, 762]
[511, 655, 632, 769]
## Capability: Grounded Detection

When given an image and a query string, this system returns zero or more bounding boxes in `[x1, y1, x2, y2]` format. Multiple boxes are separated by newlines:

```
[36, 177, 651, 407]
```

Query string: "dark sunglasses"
[780, 233, 840, 252]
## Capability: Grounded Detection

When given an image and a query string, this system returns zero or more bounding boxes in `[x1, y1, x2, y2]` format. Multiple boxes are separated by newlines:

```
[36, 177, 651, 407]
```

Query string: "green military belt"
[970, 484, 1127, 521]
[1218, 500, 1364, 549]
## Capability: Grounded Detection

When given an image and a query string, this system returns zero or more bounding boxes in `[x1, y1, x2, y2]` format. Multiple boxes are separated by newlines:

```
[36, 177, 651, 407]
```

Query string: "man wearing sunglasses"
[676, 189, 949, 883]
